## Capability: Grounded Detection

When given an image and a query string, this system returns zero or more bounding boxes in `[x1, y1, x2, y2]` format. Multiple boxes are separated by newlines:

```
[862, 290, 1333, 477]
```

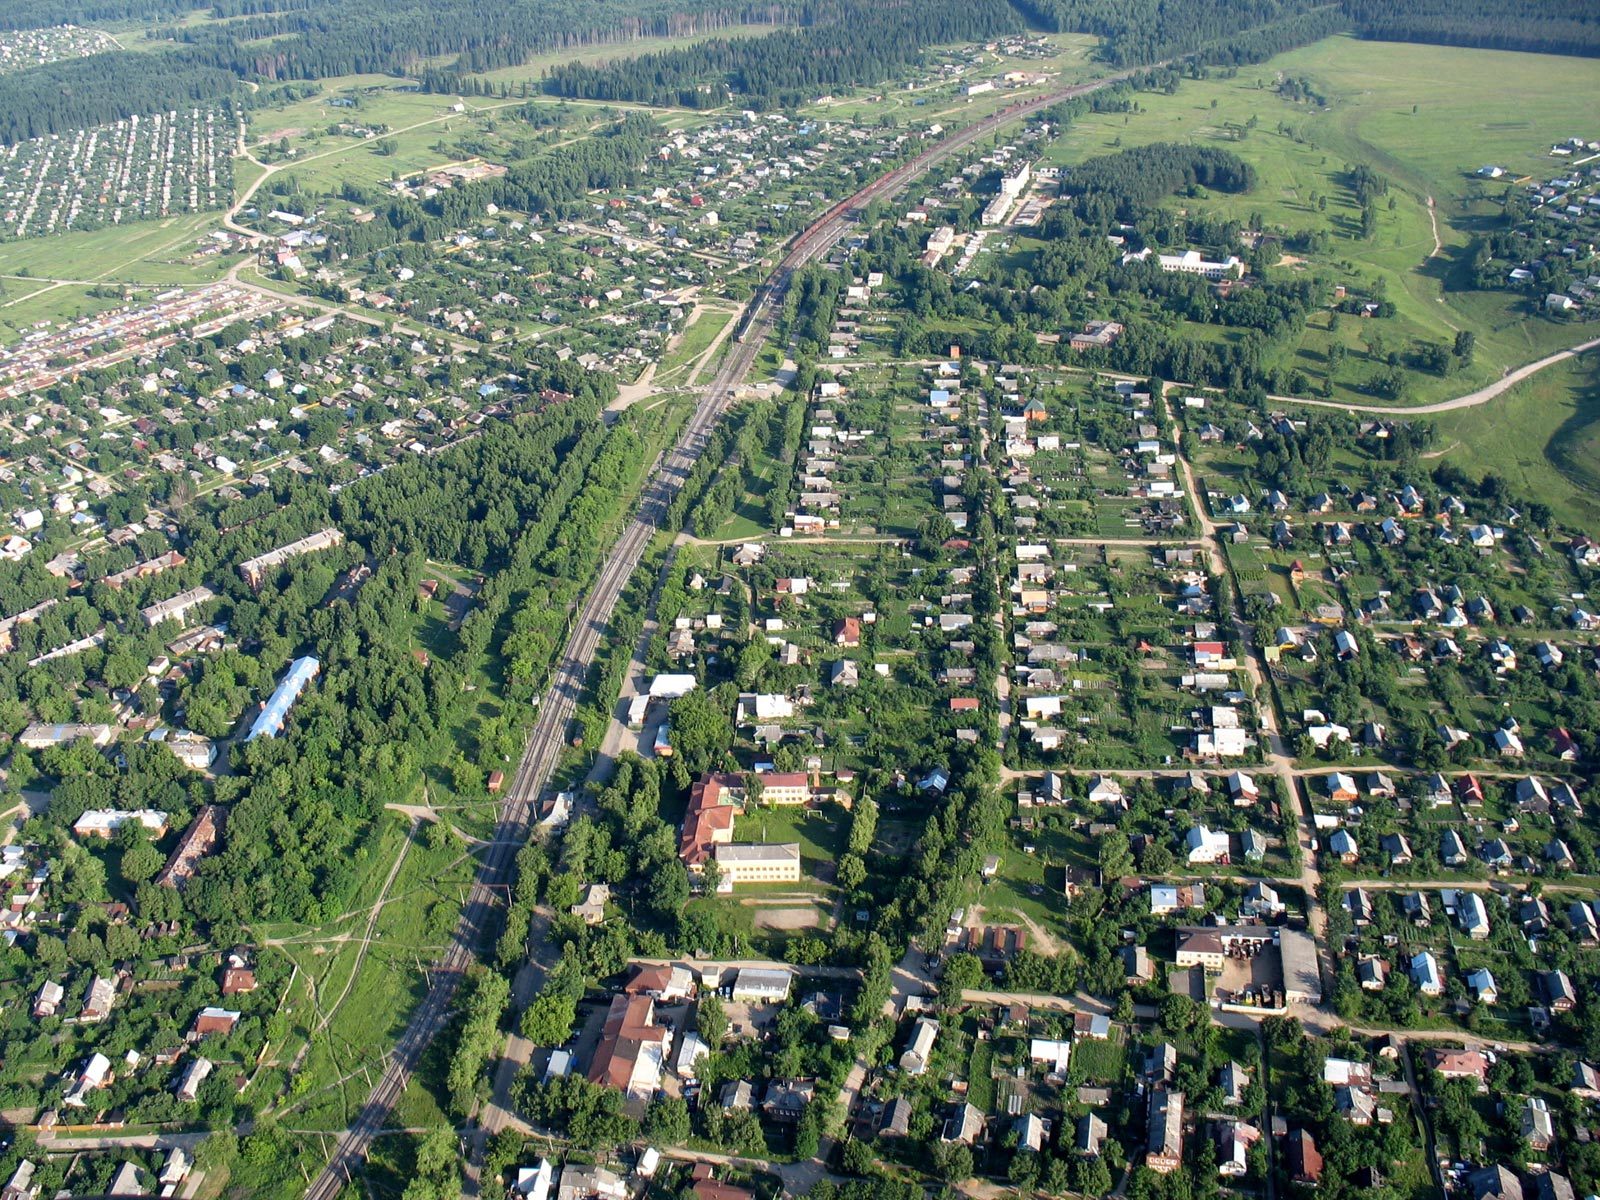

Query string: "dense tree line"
[1342, 0, 1600, 58]
[181, 0, 791, 80]
[0, 0, 192, 27]
[0, 0, 782, 140]
[1013, 0, 1598, 65]
[0, 54, 241, 143]
[541, 0, 1023, 109]
[2, 0, 1591, 142]
[1011, 0, 1347, 67]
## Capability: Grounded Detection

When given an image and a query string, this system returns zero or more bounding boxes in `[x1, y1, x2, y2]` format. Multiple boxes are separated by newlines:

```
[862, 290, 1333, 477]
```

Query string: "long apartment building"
[238, 528, 343, 591]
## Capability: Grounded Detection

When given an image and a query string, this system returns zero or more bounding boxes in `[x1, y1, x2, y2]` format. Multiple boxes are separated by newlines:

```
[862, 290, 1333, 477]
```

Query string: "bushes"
[445, 967, 510, 1116]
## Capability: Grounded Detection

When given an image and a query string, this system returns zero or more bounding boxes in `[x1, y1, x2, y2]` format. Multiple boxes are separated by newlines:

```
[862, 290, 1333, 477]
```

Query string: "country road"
[299, 67, 1141, 1200]
[1273, 335, 1600, 415]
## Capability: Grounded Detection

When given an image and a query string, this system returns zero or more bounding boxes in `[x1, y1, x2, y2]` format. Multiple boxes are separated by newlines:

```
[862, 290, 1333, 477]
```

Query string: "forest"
[0, 53, 242, 143]
[1010, 0, 1347, 68]
[1341, 0, 1600, 59]
[0, 0, 1592, 141]
[1017, 0, 1600, 64]
[538, 0, 1023, 109]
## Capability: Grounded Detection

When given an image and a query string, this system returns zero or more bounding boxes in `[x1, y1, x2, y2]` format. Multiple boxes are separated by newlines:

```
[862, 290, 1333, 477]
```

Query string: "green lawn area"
[655, 305, 736, 388]
[735, 800, 850, 883]
[263, 816, 478, 1133]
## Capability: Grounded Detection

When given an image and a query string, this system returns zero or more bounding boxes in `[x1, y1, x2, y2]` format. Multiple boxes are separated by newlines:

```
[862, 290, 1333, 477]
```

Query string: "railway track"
[301, 70, 1125, 1200]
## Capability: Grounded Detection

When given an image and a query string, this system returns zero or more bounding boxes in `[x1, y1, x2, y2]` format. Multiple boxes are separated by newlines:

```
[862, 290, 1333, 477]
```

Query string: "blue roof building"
[246, 657, 319, 742]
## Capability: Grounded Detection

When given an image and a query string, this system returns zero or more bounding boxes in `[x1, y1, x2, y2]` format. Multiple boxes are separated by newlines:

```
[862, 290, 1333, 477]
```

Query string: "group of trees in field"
[1058, 143, 1257, 223]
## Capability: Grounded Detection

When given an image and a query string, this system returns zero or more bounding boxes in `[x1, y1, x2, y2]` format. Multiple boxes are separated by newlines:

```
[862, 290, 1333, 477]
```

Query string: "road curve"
[301, 72, 1128, 1200]
[1272, 335, 1600, 415]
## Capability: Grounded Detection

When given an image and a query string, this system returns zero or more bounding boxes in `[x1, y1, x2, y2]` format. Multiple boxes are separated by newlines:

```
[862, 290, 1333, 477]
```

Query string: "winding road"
[1273, 335, 1600, 415]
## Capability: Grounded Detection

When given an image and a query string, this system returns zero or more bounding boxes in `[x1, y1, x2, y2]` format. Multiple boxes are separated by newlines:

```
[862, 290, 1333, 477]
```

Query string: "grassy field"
[262, 816, 478, 1133]
[1035, 36, 1600, 406]
[0, 282, 129, 342]
[0, 212, 235, 285]
[654, 305, 736, 388]
[1432, 351, 1600, 527]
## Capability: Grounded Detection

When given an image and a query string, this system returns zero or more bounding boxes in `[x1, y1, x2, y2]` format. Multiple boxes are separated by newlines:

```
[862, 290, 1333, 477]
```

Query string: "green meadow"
[1036, 35, 1600, 407]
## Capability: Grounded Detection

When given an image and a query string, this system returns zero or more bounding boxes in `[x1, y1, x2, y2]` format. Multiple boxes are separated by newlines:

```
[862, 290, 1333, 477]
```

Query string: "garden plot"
[786, 359, 982, 539]
[0, 24, 117, 73]
[694, 539, 996, 768]
[1002, 373, 1191, 542]
[0, 105, 233, 241]
[1010, 540, 1250, 768]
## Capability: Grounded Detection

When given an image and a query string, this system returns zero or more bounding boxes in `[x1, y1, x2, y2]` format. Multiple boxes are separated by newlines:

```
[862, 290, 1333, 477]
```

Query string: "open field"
[0, 211, 235, 285]
[1034, 35, 1600, 406]
[1433, 351, 1600, 527]
[654, 306, 736, 388]
[263, 817, 477, 1134]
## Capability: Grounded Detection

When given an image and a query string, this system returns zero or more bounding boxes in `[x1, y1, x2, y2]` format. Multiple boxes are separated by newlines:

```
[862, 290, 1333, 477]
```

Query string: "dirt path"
[314, 818, 418, 1035]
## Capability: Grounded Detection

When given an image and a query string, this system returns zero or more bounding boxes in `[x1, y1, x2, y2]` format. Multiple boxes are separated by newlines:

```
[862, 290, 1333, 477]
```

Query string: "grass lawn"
[266, 816, 477, 1132]
[655, 305, 736, 388]
[735, 800, 850, 883]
